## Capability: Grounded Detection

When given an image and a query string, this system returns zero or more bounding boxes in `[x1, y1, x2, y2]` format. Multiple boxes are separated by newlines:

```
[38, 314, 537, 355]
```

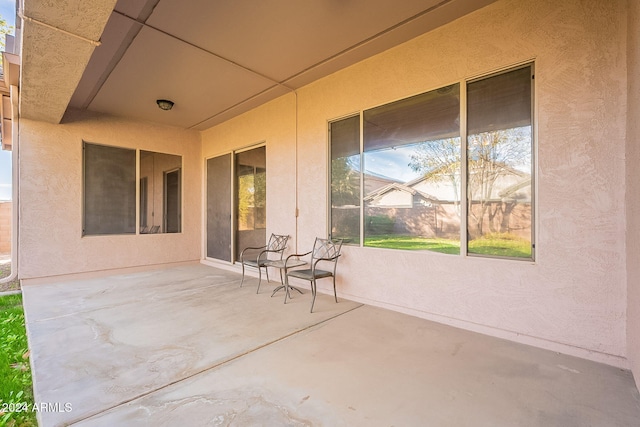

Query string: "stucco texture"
[202, 0, 629, 365]
[19, 110, 202, 279]
[626, 0, 640, 388]
[201, 95, 298, 255]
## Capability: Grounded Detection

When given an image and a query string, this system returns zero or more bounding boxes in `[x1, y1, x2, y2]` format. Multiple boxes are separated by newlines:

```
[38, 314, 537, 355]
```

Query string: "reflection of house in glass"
[468, 168, 531, 241]
[364, 172, 460, 239]
[364, 167, 531, 241]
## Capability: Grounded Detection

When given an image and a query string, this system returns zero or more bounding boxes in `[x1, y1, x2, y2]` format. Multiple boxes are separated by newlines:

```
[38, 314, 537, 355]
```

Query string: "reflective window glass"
[330, 116, 361, 244]
[467, 66, 533, 259]
[363, 84, 461, 253]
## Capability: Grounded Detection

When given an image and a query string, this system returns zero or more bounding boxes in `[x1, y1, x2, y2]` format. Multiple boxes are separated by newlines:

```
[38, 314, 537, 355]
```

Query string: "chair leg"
[333, 276, 338, 303]
[284, 273, 289, 305]
[310, 279, 317, 313]
[256, 267, 263, 294]
[240, 262, 245, 287]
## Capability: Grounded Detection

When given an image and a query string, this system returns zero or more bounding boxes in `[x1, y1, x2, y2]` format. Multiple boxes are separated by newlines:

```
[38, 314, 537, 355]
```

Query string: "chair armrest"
[286, 251, 311, 261]
[285, 251, 311, 268]
[316, 254, 341, 262]
[240, 244, 268, 261]
[311, 254, 341, 272]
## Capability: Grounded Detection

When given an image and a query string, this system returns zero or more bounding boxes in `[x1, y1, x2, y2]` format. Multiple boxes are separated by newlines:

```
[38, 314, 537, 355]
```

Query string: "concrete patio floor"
[22, 263, 640, 426]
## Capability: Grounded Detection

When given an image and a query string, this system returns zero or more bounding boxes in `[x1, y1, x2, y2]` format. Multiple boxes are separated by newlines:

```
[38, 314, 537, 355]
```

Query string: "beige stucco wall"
[0, 201, 11, 254]
[201, 95, 298, 256]
[18, 109, 202, 279]
[627, 0, 640, 390]
[202, 0, 629, 366]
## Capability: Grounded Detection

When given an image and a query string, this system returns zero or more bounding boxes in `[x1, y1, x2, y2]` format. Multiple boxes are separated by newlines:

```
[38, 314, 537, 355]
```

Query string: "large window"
[83, 143, 182, 236]
[329, 64, 534, 260]
[466, 67, 533, 258]
[363, 84, 461, 254]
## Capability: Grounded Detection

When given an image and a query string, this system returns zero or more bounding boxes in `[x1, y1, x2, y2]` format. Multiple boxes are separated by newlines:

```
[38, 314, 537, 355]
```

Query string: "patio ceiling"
[20, 0, 496, 130]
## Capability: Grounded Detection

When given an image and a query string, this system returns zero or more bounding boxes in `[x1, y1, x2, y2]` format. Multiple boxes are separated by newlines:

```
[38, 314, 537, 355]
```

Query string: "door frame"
[204, 142, 266, 264]
[163, 167, 182, 233]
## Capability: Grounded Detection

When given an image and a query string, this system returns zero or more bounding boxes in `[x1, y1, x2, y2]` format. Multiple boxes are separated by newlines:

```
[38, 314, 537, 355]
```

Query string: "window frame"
[82, 142, 184, 237]
[327, 113, 362, 246]
[465, 64, 535, 261]
[327, 62, 536, 261]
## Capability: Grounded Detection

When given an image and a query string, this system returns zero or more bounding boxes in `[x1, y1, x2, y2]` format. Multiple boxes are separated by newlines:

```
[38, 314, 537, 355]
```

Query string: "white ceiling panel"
[88, 26, 277, 128]
[283, 0, 498, 89]
[145, 0, 444, 83]
[193, 85, 292, 130]
[21, 0, 497, 129]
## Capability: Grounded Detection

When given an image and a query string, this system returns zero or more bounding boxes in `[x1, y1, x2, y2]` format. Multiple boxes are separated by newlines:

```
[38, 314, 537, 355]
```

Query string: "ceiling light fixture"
[156, 99, 174, 111]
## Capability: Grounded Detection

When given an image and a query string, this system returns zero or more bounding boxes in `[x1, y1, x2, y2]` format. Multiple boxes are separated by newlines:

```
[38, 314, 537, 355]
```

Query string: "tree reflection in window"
[328, 65, 534, 259]
[466, 66, 533, 258]
[363, 84, 461, 253]
[330, 116, 360, 244]
[235, 146, 266, 259]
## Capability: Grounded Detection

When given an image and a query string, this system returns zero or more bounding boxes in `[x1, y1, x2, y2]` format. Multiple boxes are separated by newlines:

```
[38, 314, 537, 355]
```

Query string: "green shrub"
[365, 215, 395, 234]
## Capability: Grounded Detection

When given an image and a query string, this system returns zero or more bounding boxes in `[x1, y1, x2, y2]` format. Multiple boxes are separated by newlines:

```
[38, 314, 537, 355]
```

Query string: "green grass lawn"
[364, 234, 531, 258]
[365, 236, 461, 254]
[0, 294, 37, 427]
[468, 234, 532, 258]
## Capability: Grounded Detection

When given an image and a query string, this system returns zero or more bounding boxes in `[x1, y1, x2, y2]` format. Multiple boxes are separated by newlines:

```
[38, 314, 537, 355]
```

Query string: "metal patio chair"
[240, 233, 289, 293]
[286, 237, 343, 312]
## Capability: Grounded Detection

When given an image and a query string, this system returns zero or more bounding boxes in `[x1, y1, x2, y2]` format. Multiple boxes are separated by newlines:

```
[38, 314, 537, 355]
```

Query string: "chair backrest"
[310, 238, 343, 271]
[266, 234, 289, 259]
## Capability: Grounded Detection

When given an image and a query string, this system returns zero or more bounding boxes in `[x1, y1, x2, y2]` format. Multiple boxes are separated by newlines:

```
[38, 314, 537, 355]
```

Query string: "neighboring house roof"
[498, 178, 532, 200]
[364, 182, 438, 204]
[363, 170, 402, 195]
[467, 168, 531, 202]
[365, 167, 531, 207]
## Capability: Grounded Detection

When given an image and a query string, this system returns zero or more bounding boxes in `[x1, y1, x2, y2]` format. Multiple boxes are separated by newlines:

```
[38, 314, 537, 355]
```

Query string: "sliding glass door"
[206, 145, 266, 263]
[206, 154, 232, 261]
[235, 146, 266, 259]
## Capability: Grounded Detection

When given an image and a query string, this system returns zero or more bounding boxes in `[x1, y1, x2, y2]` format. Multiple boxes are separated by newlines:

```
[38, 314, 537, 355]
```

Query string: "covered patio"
[22, 265, 640, 426]
[1, 0, 639, 424]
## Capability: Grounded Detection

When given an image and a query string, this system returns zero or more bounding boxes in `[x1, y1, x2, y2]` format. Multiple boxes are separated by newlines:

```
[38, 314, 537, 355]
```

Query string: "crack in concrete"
[66, 303, 365, 425]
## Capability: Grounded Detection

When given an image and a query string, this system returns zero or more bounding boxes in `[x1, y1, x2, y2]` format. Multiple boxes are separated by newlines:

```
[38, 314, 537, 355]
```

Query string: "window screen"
[83, 142, 136, 235]
[362, 84, 461, 253]
[330, 115, 361, 244]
